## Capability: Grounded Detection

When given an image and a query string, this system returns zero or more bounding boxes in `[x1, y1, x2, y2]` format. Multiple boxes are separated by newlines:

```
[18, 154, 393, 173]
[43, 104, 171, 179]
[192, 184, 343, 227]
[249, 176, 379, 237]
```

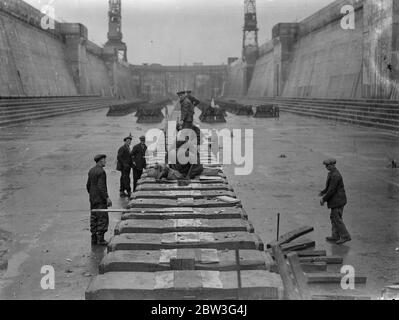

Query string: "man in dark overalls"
[86, 154, 112, 245]
[177, 91, 195, 129]
[319, 158, 351, 245]
[117, 136, 132, 198]
[131, 136, 147, 192]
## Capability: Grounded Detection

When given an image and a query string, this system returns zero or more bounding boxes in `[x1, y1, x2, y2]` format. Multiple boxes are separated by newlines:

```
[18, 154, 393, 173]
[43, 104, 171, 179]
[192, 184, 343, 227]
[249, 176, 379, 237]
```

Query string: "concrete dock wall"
[0, 0, 136, 98]
[0, 10, 77, 96]
[225, 0, 399, 100]
[223, 60, 246, 98]
[282, 3, 364, 98]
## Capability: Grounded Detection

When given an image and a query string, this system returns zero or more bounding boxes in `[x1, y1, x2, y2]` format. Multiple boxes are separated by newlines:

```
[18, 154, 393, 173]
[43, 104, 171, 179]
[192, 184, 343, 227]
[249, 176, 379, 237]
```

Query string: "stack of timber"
[267, 227, 369, 300]
[135, 98, 171, 123]
[215, 98, 279, 118]
[253, 105, 279, 118]
[199, 104, 227, 123]
[86, 148, 284, 300]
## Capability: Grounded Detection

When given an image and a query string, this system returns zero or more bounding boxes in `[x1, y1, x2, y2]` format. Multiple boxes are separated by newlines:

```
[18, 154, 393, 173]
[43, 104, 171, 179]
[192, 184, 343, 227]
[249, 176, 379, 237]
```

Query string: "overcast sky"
[26, 0, 335, 65]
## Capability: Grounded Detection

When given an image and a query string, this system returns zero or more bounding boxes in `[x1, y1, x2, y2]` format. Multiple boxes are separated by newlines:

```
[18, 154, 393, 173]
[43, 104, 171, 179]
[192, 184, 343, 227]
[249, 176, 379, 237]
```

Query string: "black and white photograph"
[0, 0, 398, 307]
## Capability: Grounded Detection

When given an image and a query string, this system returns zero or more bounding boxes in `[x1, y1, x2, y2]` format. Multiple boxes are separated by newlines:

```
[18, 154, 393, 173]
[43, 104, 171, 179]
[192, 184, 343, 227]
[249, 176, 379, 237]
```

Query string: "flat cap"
[94, 154, 107, 162]
[139, 135, 146, 140]
[124, 136, 132, 142]
[176, 91, 186, 95]
[323, 158, 337, 166]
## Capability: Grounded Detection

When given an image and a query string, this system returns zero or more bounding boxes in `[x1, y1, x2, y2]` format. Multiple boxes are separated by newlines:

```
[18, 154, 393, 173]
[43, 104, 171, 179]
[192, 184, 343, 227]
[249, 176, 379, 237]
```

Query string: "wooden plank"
[280, 239, 315, 252]
[271, 245, 301, 300]
[131, 190, 236, 200]
[306, 273, 367, 284]
[127, 198, 242, 209]
[86, 270, 284, 300]
[108, 232, 264, 252]
[312, 295, 371, 300]
[114, 219, 255, 234]
[267, 226, 314, 249]
[299, 256, 343, 264]
[286, 253, 312, 300]
[295, 250, 327, 257]
[121, 207, 248, 220]
[300, 262, 327, 272]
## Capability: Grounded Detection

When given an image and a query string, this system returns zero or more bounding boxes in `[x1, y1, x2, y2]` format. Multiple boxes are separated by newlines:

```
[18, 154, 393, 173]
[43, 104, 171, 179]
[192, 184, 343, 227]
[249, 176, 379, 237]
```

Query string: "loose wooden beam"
[271, 245, 301, 300]
[281, 239, 316, 252]
[267, 226, 314, 249]
[306, 273, 367, 284]
[312, 295, 371, 300]
[299, 256, 343, 264]
[286, 252, 312, 300]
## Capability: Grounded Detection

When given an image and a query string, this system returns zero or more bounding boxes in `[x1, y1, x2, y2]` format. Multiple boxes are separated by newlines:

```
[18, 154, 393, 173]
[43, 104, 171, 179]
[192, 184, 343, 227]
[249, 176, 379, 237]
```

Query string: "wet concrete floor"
[0, 107, 398, 299]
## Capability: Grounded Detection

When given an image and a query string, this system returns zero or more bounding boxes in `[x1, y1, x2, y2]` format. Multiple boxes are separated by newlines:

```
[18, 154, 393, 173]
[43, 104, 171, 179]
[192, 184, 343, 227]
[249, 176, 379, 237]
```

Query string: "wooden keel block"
[127, 198, 242, 209]
[131, 190, 236, 200]
[137, 184, 233, 192]
[114, 218, 255, 234]
[99, 250, 273, 274]
[107, 232, 264, 252]
[138, 177, 228, 185]
[306, 273, 367, 284]
[121, 207, 248, 220]
[85, 270, 284, 300]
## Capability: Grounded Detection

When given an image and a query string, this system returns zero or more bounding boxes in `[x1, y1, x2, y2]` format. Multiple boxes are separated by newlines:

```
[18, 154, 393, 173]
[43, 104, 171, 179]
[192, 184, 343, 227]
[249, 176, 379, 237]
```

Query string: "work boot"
[326, 237, 339, 242]
[120, 192, 127, 198]
[127, 192, 132, 199]
[97, 234, 108, 246]
[91, 234, 97, 245]
[336, 237, 351, 245]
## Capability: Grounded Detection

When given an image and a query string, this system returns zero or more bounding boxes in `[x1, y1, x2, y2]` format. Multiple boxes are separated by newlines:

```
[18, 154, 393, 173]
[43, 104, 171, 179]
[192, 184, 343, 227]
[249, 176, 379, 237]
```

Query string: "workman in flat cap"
[131, 135, 147, 192]
[319, 158, 351, 245]
[177, 90, 196, 129]
[117, 135, 133, 198]
[86, 154, 112, 245]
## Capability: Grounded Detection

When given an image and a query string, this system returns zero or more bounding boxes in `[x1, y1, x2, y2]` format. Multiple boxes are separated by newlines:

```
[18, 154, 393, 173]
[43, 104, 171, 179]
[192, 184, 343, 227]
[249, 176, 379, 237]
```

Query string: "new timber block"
[108, 232, 264, 252]
[85, 270, 284, 300]
[131, 190, 237, 200]
[170, 250, 196, 270]
[127, 198, 242, 209]
[121, 207, 248, 220]
[137, 183, 233, 192]
[114, 219, 255, 234]
[99, 250, 274, 274]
